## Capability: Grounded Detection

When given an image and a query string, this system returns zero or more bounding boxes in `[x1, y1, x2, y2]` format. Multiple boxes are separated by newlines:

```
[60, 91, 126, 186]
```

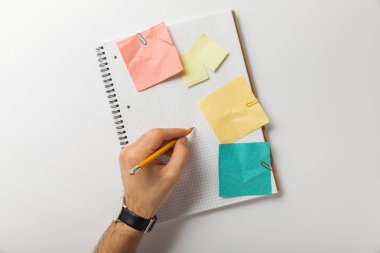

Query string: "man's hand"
[95, 128, 190, 253]
[120, 128, 190, 219]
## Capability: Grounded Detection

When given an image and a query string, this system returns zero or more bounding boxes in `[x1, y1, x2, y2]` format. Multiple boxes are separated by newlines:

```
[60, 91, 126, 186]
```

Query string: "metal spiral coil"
[96, 46, 128, 146]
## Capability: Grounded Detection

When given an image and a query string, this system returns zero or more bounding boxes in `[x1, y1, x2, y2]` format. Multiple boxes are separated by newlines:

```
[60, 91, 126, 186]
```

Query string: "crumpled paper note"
[197, 76, 270, 143]
[181, 34, 228, 87]
[117, 22, 183, 91]
[219, 142, 272, 197]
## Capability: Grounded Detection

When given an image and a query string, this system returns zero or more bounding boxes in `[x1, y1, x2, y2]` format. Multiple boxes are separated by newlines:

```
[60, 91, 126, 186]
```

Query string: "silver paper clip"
[260, 161, 271, 171]
[137, 33, 147, 45]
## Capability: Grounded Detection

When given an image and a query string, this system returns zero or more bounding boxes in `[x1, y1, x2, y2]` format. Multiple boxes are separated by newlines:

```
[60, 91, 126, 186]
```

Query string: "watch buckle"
[144, 216, 157, 234]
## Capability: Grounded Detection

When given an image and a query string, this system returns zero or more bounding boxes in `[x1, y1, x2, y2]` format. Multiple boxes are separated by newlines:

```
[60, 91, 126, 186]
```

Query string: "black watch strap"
[117, 205, 157, 233]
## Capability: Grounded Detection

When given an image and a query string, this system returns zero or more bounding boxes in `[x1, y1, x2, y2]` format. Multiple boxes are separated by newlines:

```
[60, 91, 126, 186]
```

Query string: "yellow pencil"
[129, 127, 194, 175]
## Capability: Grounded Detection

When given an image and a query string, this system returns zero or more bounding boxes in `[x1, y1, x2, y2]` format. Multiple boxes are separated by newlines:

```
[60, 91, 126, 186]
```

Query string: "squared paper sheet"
[100, 10, 278, 222]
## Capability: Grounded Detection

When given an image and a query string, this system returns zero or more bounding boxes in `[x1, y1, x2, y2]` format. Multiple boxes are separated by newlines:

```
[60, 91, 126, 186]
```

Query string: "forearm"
[95, 128, 190, 252]
[95, 221, 143, 253]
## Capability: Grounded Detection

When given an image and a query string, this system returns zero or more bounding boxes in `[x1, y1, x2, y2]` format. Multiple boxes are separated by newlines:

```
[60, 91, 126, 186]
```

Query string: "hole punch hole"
[127, 105, 131, 109]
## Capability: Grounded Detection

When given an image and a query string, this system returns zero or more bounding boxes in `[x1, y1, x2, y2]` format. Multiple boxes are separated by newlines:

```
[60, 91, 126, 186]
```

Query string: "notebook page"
[101, 10, 277, 222]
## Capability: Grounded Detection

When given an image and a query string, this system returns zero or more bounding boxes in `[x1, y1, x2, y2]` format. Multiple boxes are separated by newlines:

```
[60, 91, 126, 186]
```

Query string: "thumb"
[165, 137, 190, 180]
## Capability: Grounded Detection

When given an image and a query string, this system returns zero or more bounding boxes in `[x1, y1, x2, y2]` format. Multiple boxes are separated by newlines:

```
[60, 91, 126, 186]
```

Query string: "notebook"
[95, 10, 279, 222]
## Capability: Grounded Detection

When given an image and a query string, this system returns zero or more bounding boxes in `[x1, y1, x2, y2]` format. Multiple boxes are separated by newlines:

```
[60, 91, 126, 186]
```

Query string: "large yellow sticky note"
[181, 34, 228, 87]
[198, 76, 270, 143]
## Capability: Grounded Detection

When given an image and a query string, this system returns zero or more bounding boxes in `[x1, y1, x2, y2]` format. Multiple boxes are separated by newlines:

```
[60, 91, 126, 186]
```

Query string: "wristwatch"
[117, 205, 157, 233]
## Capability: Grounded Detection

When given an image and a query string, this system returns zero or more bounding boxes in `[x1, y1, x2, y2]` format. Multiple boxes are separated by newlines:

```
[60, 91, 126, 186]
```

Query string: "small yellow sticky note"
[180, 51, 209, 87]
[191, 34, 228, 71]
[198, 76, 270, 143]
[181, 34, 228, 87]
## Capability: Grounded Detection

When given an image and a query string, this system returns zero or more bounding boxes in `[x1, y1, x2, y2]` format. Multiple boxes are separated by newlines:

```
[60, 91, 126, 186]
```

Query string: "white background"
[1, 0, 380, 252]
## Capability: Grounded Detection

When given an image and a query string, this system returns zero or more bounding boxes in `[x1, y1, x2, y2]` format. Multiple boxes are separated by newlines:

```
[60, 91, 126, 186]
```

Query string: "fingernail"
[181, 137, 188, 145]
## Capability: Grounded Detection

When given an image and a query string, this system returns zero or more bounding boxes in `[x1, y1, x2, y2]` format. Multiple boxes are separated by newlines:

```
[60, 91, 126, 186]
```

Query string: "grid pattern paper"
[100, 10, 277, 222]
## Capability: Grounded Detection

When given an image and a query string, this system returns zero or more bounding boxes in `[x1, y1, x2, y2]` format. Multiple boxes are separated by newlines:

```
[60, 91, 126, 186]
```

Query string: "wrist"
[117, 204, 157, 233]
[124, 196, 157, 219]
[114, 221, 144, 237]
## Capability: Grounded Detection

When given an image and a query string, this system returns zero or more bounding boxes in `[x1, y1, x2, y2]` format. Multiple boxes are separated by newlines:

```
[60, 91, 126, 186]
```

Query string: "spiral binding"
[96, 46, 128, 146]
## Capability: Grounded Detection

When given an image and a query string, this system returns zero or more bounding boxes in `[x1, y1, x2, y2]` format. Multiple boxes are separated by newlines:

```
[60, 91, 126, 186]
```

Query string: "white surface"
[100, 10, 277, 222]
[0, 0, 379, 252]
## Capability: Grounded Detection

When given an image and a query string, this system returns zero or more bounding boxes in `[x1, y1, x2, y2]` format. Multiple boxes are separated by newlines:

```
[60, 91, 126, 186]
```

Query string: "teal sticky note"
[219, 142, 272, 197]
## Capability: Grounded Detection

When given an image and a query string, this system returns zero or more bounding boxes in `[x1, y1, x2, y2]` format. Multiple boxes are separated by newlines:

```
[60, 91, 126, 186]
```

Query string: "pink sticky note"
[117, 22, 183, 91]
